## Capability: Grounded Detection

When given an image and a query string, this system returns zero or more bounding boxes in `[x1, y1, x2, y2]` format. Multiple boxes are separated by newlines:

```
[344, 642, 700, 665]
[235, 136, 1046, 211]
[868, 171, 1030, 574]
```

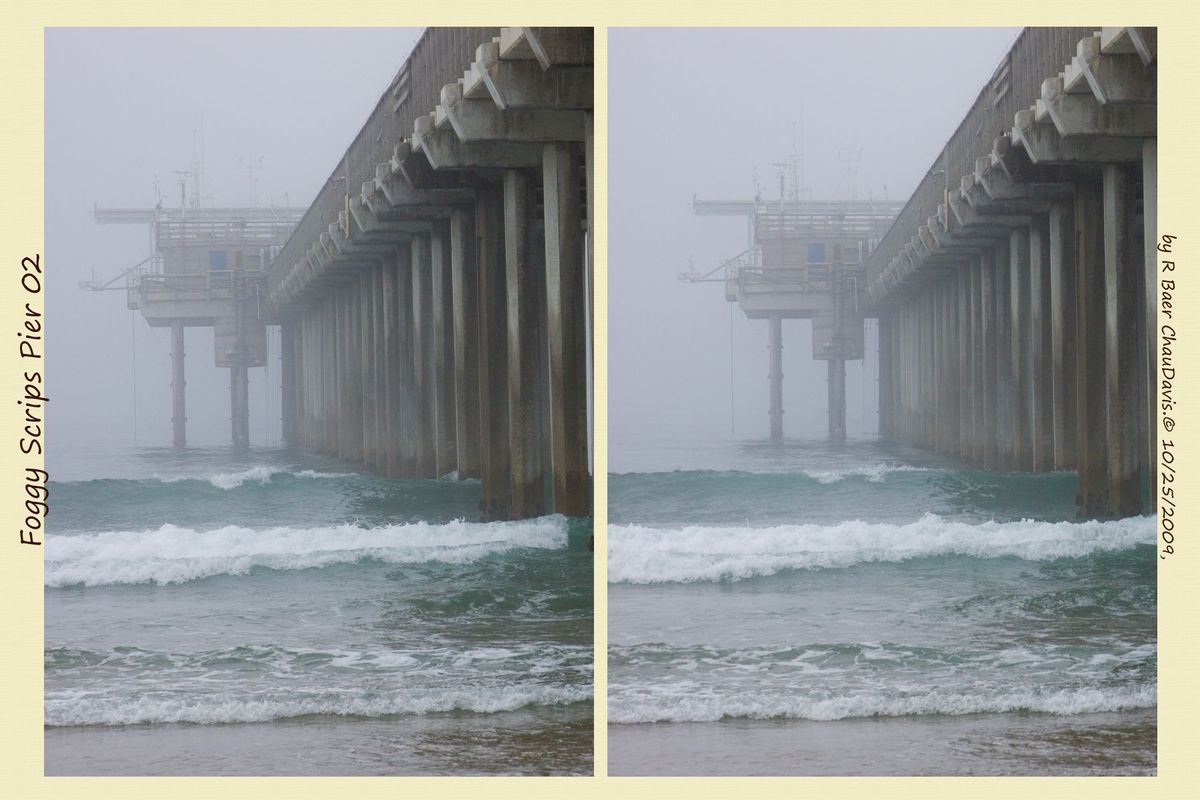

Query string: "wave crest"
[608, 514, 1154, 584]
[46, 517, 568, 587]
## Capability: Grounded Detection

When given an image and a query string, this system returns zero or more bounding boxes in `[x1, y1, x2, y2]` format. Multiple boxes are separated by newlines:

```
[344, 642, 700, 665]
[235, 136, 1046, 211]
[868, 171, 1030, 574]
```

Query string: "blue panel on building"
[807, 242, 826, 264]
[209, 250, 228, 270]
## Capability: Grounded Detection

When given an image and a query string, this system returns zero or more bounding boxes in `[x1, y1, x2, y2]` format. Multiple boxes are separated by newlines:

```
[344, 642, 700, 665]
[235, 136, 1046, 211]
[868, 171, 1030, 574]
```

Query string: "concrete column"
[372, 264, 387, 472]
[478, 183, 513, 519]
[1050, 199, 1078, 470]
[768, 314, 784, 440]
[450, 206, 482, 479]
[360, 272, 376, 469]
[877, 311, 893, 439]
[828, 358, 846, 443]
[412, 234, 437, 478]
[958, 268, 973, 460]
[395, 247, 417, 478]
[993, 237, 1013, 470]
[230, 365, 249, 449]
[1076, 176, 1108, 518]
[542, 142, 590, 516]
[504, 169, 545, 516]
[970, 258, 985, 466]
[1030, 215, 1054, 471]
[1143, 139, 1158, 510]
[432, 221, 458, 479]
[942, 279, 960, 457]
[170, 321, 186, 448]
[280, 320, 296, 447]
[1010, 226, 1032, 471]
[1104, 163, 1142, 516]
[380, 261, 400, 476]
[980, 249, 997, 469]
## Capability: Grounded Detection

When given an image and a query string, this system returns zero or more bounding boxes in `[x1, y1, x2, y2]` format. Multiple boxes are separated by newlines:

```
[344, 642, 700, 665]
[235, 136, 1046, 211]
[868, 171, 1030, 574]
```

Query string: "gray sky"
[46, 27, 422, 460]
[608, 27, 1021, 460]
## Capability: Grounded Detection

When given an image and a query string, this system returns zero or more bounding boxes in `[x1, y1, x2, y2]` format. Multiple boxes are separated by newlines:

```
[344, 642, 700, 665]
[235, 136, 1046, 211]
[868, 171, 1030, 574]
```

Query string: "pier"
[271, 27, 594, 520]
[869, 26, 1156, 517]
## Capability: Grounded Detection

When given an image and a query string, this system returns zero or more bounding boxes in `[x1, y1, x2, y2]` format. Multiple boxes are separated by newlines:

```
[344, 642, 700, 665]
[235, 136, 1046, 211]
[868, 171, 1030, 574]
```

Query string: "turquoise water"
[45, 446, 593, 775]
[608, 438, 1155, 776]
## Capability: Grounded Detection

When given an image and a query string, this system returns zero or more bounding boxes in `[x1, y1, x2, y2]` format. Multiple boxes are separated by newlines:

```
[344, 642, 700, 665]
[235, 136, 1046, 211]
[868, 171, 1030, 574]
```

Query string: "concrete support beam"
[1104, 163, 1142, 515]
[828, 357, 846, 443]
[477, 183, 513, 519]
[450, 206, 482, 479]
[395, 248, 418, 478]
[432, 221, 458, 479]
[1010, 226, 1032, 471]
[170, 321, 186, 448]
[282, 319, 297, 448]
[372, 264, 387, 472]
[980, 248, 997, 469]
[1049, 199, 1078, 469]
[768, 314, 784, 440]
[993, 237, 1013, 470]
[543, 141, 590, 516]
[1076, 177, 1108, 517]
[230, 365, 249, 449]
[1143, 139, 1158, 510]
[1030, 215, 1055, 471]
[969, 258, 985, 466]
[380, 261, 401, 476]
[504, 169, 546, 517]
[412, 234, 437, 478]
[360, 271, 376, 469]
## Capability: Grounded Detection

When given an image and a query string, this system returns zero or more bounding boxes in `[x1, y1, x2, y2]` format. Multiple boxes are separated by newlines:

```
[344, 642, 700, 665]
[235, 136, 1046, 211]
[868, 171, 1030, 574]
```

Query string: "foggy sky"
[608, 27, 1021, 465]
[46, 27, 422, 462]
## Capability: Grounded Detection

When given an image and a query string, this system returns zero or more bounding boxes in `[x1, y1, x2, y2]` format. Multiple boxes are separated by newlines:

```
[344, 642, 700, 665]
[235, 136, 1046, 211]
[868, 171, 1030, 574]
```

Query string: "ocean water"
[45, 445, 593, 776]
[608, 438, 1156, 776]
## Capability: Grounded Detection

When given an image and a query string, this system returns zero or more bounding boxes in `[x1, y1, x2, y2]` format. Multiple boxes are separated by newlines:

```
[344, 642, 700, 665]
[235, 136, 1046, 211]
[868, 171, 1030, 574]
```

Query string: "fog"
[608, 27, 1021, 459]
[46, 27, 422, 459]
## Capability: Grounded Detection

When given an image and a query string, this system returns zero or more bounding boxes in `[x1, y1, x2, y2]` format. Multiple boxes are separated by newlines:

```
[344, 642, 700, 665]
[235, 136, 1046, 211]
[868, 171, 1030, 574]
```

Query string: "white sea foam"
[45, 516, 569, 587]
[608, 514, 1154, 584]
[800, 463, 930, 484]
[45, 684, 592, 727]
[607, 683, 1157, 724]
[161, 466, 353, 490]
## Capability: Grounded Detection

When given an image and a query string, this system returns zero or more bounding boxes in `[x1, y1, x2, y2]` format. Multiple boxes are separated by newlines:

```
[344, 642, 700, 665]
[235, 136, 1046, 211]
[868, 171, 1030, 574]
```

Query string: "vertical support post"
[958, 267, 973, 460]
[451, 206, 482, 479]
[1104, 163, 1142, 515]
[230, 365, 249, 449]
[1050, 198, 1078, 470]
[970, 258, 985, 466]
[980, 249, 997, 469]
[432, 221, 458, 479]
[768, 314, 784, 440]
[281, 319, 296, 448]
[877, 311, 893, 439]
[478, 183, 513, 519]
[1143, 139, 1158, 510]
[1076, 175, 1108, 517]
[396, 247, 417, 478]
[504, 169, 545, 517]
[994, 236, 1013, 470]
[171, 321, 186, 448]
[360, 271, 375, 468]
[543, 142, 590, 516]
[828, 358, 845, 443]
[1030, 216, 1054, 471]
[381, 259, 400, 476]
[412, 233, 437, 478]
[372, 265, 386, 472]
[1010, 225, 1032, 471]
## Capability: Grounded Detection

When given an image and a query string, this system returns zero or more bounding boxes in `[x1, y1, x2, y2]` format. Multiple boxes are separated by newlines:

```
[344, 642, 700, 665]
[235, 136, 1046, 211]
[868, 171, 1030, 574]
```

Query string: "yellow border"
[5, 1, 1199, 796]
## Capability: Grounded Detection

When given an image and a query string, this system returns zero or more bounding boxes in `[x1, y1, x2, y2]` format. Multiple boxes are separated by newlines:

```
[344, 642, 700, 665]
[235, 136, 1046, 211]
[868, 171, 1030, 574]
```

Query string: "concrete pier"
[866, 27, 1156, 518]
[768, 314, 783, 440]
[268, 28, 593, 521]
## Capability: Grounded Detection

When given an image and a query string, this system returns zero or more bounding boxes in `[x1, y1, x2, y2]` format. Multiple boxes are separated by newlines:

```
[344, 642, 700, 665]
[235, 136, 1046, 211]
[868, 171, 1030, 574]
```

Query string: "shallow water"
[608, 437, 1155, 776]
[45, 445, 593, 776]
